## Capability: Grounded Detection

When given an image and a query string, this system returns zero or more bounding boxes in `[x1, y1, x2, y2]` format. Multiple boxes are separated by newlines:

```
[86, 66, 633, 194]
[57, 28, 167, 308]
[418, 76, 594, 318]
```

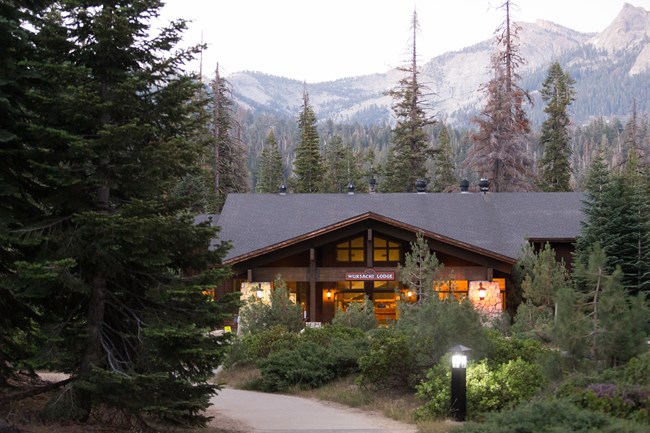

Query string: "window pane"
[350, 249, 364, 261]
[388, 249, 400, 261]
[374, 250, 388, 261]
[388, 241, 399, 248]
[350, 237, 364, 247]
[336, 249, 349, 261]
[374, 238, 387, 247]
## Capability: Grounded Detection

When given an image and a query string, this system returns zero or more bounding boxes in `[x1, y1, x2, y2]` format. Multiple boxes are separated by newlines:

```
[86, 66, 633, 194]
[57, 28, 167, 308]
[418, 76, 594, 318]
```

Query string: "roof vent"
[279, 184, 287, 195]
[369, 177, 377, 194]
[415, 179, 427, 194]
[478, 178, 490, 194]
[460, 179, 470, 193]
[347, 182, 355, 195]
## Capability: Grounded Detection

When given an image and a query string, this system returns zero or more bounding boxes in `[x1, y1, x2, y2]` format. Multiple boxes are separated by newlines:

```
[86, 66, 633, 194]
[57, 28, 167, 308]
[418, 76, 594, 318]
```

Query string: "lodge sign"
[345, 269, 395, 281]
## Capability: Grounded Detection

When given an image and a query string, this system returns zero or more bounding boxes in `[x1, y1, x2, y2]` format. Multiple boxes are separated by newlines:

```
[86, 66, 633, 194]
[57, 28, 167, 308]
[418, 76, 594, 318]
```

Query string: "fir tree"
[6, 1, 238, 425]
[538, 61, 575, 192]
[256, 129, 284, 193]
[382, 10, 434, 192]
[431, 126, 457, 192]
[211, 64, 249, 208]
[293, 88, 323, 193]
[463, 0, 534, 192]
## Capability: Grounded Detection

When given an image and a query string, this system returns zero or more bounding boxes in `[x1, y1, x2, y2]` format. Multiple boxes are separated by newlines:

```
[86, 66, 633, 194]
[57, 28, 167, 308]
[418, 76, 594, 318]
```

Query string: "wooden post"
[309, 248, 316, 321]
[366, 229, 373, 267]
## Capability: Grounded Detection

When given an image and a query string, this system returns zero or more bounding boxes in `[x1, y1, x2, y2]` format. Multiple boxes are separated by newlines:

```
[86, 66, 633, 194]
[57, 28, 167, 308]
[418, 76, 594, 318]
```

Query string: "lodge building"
[202, 188, 584, 325]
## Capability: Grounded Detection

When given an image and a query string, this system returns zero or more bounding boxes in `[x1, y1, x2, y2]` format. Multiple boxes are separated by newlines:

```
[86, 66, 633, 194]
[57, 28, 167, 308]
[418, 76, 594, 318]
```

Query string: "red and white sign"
[345, 269, 395, 281]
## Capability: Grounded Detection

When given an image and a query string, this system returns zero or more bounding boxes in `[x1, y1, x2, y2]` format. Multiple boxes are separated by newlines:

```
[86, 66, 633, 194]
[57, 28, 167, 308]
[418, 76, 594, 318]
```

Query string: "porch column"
[309, 248, 316, 321]
[366, 229, 373, 267]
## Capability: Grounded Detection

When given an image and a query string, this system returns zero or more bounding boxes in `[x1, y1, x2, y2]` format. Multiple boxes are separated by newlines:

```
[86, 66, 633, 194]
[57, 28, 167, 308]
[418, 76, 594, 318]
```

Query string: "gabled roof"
[212, 192, 584, 264]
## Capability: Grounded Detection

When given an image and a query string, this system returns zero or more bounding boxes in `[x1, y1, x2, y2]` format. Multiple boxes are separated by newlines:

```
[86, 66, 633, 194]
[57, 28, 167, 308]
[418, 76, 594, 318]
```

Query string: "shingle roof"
[212, 192, 584, 263]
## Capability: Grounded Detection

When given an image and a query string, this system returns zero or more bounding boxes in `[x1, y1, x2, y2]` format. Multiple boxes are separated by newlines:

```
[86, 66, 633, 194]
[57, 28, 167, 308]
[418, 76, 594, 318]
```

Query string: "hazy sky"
[158, 0, 650, 82]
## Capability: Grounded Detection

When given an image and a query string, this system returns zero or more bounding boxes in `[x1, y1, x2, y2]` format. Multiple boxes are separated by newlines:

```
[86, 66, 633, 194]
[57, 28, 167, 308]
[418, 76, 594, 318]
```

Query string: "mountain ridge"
[228, 4, 650, 127]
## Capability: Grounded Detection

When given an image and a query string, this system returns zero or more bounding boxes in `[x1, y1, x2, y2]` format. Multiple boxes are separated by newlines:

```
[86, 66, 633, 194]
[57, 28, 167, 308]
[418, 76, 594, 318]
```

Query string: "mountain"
[229, 4, 650, 127]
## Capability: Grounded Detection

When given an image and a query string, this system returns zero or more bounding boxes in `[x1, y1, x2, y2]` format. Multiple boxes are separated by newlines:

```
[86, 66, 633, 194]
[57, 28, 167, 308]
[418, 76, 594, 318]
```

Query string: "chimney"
[415, 179, 427, 194]
[279, 184, 287, 195]
[347, 182, 355, 195]
[459, 179, 470, 193]
[478, 178, 490, 194]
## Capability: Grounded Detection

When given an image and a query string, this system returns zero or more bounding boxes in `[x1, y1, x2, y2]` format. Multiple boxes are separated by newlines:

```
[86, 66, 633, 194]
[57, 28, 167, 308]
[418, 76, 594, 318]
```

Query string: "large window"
[336, 236, 365, 262]
[373, 237, 400, 262]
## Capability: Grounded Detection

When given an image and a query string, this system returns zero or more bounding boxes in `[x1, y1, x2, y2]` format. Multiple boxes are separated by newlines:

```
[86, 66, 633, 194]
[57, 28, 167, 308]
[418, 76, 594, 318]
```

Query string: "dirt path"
[207, 388, 418, 433]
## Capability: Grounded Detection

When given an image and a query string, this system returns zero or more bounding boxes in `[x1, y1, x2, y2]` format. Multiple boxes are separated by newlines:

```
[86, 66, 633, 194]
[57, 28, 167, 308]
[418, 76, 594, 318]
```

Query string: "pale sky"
[158, 0, 650, 82]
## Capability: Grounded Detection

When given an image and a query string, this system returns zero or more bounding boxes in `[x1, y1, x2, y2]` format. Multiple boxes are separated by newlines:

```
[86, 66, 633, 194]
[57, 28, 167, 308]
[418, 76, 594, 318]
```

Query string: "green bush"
[257, 341, 335, 392]
[396, 295, 488, 373]
[331, 296, 377, 331]
[356, 327, 415, 390]
[483, 329, 545, 368]
[415, 357, 546, 419]
[556, 354, 650, 423]
[301, 324, 370, 376]
[225, 325, 300, 366]
[238, 276, 303, 334]
[453, 398, 650, 433]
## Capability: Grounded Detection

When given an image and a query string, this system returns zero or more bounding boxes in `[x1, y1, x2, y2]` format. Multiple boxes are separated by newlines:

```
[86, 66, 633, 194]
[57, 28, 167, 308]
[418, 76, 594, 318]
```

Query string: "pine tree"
[431, 126, 457, 192]
[293, 88, 323, 193]
[211, 64, 249, 208]
[0, 0, 53, 384]
[538, 61, 575, 192]
[463, 0, 534, 192]
[382, 9, 434, 192]
[6, 1, 237, 425]
[256, 129, 284, 193]
[572, 243, 648, 367]
[398, 232, 444, 302]
[513, 243, 571, 340]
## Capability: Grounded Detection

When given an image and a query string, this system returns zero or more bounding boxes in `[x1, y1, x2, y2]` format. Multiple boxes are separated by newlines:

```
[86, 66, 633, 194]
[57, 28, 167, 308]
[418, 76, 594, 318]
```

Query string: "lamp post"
[450, 345, 471, 422]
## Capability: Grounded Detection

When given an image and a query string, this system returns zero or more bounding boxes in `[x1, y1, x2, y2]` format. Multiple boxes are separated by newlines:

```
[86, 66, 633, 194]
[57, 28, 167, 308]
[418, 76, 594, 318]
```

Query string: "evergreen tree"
[211, 64, 249, 208]
[0, 0, 52, 384]
[431, 126, 457, 192]
[575, 151, 650, 295]
[382, 10, 434, 192]
[538, 61, 575, 192]
[322, 135, 349, 193]
[6, 1, 237, 425]
[513, 243, 571, 340]
[572, 243, 648, 367]
[398, 232, 444, 302]
[293, 88, 323, 193]
[463, 0, 534, 192]
[256, 129, 284, 193]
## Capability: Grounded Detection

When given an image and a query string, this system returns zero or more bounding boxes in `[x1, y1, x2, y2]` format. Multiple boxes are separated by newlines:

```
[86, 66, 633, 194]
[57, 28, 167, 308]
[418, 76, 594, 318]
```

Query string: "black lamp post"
[450, 344, 471, 421]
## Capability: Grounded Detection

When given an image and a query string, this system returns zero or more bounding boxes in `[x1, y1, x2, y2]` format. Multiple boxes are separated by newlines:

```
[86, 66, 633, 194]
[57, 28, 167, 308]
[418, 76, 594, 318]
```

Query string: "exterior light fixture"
[326, 289, 332, 299]
[478, 178, 490, 194]
[478, 283, 486, 301]
[407, 290, 413, 298]
[449, 345, 471, 422]
[256, 285, 263, 299]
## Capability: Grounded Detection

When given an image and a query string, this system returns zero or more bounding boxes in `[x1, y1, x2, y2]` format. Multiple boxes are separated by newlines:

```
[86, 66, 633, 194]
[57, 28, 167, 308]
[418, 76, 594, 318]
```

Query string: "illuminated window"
[336, 236, 365, 262]
[373, 237, 400, 262]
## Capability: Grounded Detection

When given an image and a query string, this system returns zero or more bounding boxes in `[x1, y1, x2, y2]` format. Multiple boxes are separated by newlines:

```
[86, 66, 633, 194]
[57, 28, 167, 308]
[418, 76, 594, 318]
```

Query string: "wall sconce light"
[326, 289, 332, 299]
[407, 291, 413, 298]
[256, 284, 263, 299]
[478, 283, 486, 301]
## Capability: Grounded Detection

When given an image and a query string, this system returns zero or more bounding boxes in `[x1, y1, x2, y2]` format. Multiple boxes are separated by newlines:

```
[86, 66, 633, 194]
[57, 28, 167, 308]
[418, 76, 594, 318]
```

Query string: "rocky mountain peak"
[589, 3, 650, 52]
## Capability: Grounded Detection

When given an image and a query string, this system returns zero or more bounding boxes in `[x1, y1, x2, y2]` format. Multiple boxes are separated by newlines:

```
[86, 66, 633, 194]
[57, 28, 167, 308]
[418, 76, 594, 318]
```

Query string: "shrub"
[453, 398, 650, 433]
[415, 357, 546, 419]
[356, 327, 415, 390]
[257, 341, 335, 392]
[225, 325, 300, 366]
[331, 296, 377, 331]
[301, 325, 370, 376]
[238, 276, 303, 334]
[396, 295, 488, 374]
